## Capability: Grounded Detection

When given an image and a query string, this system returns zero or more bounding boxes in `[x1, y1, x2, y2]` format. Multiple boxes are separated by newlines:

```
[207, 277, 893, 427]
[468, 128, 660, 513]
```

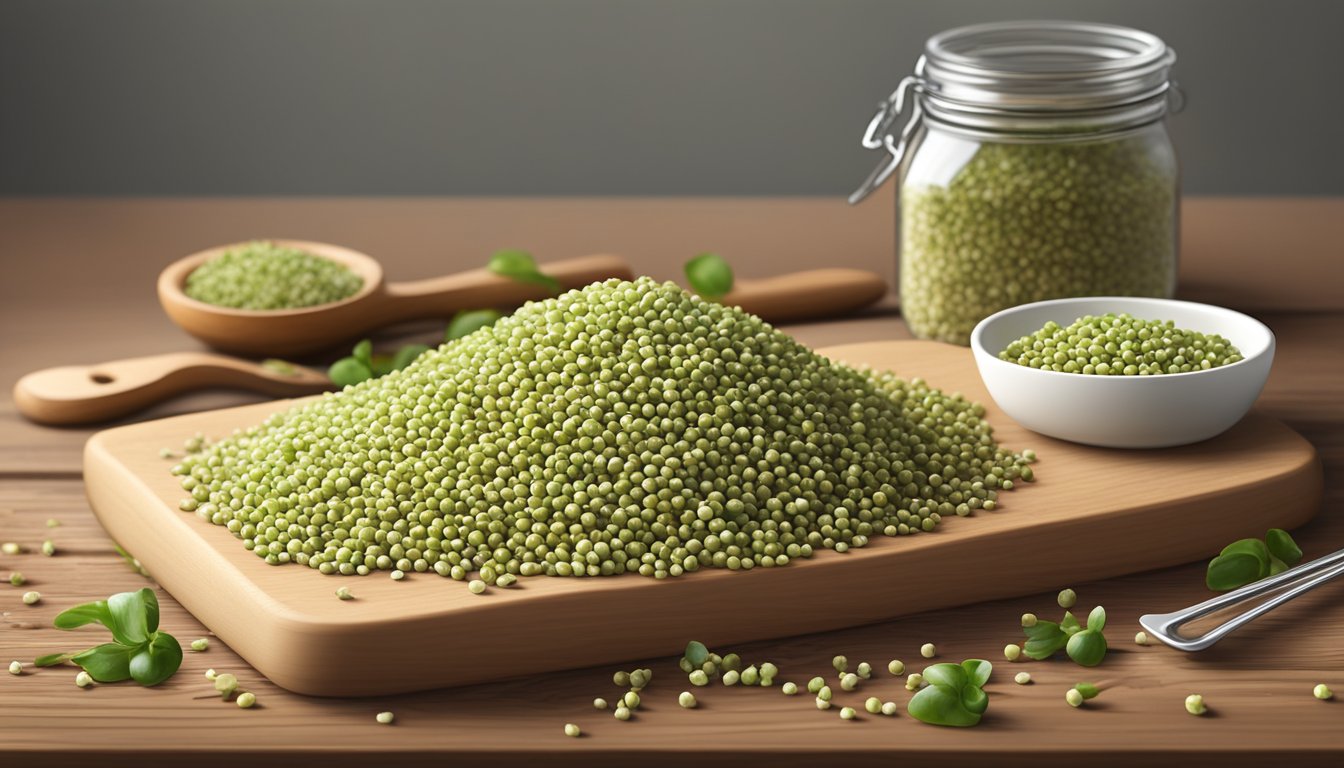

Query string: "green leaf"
[1206, 552, 1264, 591]
[35, 652, 78, 667]
[908, 684, 984, 727]
[1268, 555, 1289, 576]
[391, 344, 432, 371]
[684, 252, 734, 299]
[1074, 682, 1101, 700]
[488, 249, 562, 293]
[352, 339, 373, 368]
[105, 589, 153, 645]
[960, 659, 993, 689]
[446, 309, 503, 341]
[1065, 629, 1108, 667]
[1022, 620, 1068, 660]
[1060, 611, 1082, 635]
[369, 354, 396, 377]
[1265, 528, 1302, 567]
[328, 357, 374, 387]
[72, 642, 135, 682]
[960, 683, 989, 715]
[128, 633, 182, 686]
[52, 600, 112, 631]
[1087, 605, 1106, 632]
[921, 663, 968, 690]
[684, 641, 709, 667]
[1219, 538, 1270, 568]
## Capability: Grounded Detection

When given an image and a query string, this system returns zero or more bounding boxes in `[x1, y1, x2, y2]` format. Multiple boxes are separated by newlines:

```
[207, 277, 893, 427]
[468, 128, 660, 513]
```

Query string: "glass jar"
[850, 21, 1181, 345]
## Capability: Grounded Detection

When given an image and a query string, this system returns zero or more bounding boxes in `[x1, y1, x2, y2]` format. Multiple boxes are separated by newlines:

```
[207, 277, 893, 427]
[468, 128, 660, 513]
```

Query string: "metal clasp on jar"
[848, 71, 925, 205]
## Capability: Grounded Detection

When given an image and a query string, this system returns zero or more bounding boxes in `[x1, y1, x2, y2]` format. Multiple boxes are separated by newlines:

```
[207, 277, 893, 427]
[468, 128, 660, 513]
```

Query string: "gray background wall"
[2, 0, 1340, 196]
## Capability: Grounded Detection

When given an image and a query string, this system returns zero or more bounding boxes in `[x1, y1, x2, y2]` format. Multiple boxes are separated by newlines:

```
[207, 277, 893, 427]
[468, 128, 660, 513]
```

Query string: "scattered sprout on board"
[1022, 599, 1109, 668]
[33, 588, 182, 686]
[999, 314, 1243, 375]
[1206, 528, 1302, 591]
[907, 660, 992, 727]
[1185, 694, 1207, 716]
[184, 241, 363, 310]
[172, 278, 1034, 587]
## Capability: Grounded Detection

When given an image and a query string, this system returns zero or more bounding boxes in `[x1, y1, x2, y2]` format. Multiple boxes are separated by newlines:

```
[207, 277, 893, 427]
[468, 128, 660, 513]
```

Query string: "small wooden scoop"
[726, 268, 888, 323]
[158, 242, 636, 356]
[13, 353, 332, 426]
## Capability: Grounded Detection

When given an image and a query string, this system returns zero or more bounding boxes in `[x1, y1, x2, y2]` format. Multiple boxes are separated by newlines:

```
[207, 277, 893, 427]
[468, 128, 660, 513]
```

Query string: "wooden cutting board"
[83, 341, 1322, 697]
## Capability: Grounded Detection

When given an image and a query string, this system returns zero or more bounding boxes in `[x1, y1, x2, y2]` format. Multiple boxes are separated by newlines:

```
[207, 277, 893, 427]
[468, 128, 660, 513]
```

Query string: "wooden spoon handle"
[726, 268, 888, 323]
[13, 352, 331, 426]
[374, 254, 634, 325]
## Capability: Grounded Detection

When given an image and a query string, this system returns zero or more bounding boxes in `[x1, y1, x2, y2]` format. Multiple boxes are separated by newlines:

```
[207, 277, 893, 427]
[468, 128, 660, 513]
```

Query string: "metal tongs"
[1140, 548, 1344, 651]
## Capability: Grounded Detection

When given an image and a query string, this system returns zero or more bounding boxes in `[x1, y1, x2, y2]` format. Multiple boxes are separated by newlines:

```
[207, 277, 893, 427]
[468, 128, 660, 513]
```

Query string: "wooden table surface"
[1, 197, 1341, 766]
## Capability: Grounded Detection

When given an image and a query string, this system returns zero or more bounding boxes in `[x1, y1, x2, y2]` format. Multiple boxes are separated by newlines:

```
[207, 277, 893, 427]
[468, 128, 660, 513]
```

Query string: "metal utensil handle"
[1139, 547, 1344, 651]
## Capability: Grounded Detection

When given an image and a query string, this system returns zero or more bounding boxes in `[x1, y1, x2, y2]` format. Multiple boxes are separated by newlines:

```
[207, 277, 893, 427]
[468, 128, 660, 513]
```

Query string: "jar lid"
[923, 20, 1175, 113]
[849, 20, 1178, 205]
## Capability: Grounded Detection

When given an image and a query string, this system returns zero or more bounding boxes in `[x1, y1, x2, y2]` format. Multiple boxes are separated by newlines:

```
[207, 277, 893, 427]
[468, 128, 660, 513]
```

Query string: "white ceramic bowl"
[970, 297, 1275, 448]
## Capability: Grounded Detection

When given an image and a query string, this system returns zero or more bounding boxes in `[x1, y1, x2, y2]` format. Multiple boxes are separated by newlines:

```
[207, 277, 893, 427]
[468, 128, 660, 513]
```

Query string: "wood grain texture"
[81, 341, 1320, 695]
[12, 352, 332, 426]
[1, 197, 1343, 765]
[3, 480, 1342, 767]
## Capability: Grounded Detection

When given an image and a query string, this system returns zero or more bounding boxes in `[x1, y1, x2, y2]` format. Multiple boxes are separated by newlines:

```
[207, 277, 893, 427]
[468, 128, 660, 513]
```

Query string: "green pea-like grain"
[1000, 314, 1242, 375]
[184, 241, 363, 310]
[173, 278, 1032, 585]
[901, 132, 1177, 345]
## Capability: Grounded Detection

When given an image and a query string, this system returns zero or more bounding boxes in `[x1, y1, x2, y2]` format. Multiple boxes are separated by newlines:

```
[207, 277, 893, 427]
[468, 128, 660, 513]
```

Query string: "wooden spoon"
[726, 268, 888, 323]
[17, 269, 888, 426]
[12, 353, 331, 426]
[158, 242, 635, 356]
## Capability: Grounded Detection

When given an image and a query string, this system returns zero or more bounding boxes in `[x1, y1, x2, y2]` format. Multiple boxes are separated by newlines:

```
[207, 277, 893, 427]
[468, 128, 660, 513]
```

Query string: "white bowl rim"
[969, 296, 1275, 382]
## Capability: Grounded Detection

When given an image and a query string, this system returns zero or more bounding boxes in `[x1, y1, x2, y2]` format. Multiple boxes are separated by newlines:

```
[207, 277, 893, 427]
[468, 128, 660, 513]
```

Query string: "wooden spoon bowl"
[158, 240, 633, 356]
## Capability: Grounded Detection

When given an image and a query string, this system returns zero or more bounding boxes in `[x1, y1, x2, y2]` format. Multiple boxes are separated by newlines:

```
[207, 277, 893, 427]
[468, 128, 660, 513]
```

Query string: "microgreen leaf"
[128, 633, 182, 687]
[960, 683, 989, 714]
[1206, 551, 1265, 591]
[961, 659, 993, 689]
[391, 343, 431, 371]
[352, 340, 374, 369]
[1268, 555, 1289, 576]
[107, 588, 155, 645]
[922, 662, 968, 690]
[907, 661, 991, 727]
[1060, 611, 1082, 635]
[41, 589, 183, 688]
[1065, 629, 1107, 667]
[684, 641, 709, 667]
[53, 601, 112, 631]
[446, 309, 503, 341]
[684, 252, 734, 299]
[72, 642, 135, 682]
[1265, 528, 1302, 567]
[1086, 605, 1106, 632]
[1074, 682, 1101, 700]
[328, 357, 374, 387]
[488, 249, 562, 293]
[1022, 620, 1068, 660]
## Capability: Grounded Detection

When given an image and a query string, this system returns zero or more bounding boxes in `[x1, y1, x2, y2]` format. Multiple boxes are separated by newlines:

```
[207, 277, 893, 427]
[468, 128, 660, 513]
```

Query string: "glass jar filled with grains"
[850, 21, 1181, 345]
